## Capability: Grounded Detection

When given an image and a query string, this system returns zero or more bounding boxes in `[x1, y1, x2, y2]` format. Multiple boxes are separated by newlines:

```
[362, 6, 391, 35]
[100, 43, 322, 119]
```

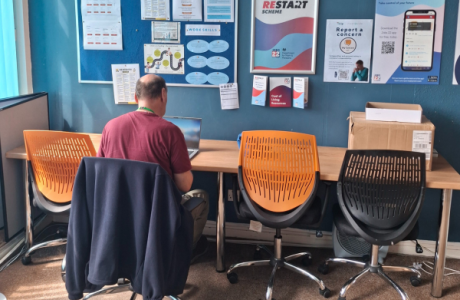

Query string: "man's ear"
[134, 93, 139, 104]
[161, 88, 167, 102]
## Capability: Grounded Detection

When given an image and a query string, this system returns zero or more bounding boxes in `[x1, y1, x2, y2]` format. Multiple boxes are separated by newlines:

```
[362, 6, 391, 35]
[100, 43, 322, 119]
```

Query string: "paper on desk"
[111, 64, 140, 104]
[219, 83, 239, 110]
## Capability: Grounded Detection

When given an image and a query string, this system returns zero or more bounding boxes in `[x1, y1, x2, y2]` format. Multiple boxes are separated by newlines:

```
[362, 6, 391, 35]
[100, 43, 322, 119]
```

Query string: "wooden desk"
[7, 136, 460, 298]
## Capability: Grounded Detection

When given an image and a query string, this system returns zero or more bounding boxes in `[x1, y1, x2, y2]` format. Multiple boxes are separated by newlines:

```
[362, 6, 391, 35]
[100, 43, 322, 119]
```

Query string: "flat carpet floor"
[1, 241, 460, 300]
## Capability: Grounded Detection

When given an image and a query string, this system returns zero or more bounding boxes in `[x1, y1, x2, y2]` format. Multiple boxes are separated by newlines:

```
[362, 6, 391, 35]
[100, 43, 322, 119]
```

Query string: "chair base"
[227, 231, 330, 300]
[22, 238, 67, 265]
[319, 245, 422, 300]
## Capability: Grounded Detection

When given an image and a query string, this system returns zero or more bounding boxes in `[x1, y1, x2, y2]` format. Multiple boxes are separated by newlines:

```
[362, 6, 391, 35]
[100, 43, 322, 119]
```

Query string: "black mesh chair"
[318, 150, 425, 300]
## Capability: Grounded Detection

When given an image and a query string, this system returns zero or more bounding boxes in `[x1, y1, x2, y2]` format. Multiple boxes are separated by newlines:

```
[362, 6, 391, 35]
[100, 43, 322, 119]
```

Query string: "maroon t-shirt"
[97, 111, 192, 178]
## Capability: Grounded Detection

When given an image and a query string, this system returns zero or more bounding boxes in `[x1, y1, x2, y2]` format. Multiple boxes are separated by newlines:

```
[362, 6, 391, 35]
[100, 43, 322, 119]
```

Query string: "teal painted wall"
[29, 0, 460, 241]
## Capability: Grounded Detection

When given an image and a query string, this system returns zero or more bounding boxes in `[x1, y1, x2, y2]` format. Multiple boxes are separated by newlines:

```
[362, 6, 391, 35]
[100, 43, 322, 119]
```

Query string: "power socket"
[227, 190, 241, 201]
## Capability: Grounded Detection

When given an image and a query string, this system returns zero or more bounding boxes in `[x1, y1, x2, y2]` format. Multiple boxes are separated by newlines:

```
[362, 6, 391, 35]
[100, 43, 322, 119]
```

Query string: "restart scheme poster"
[250, 0, 319, 74]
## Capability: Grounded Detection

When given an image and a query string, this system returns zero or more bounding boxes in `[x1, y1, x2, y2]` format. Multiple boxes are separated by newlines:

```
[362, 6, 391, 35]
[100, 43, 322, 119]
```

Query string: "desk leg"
[431, 189, 453, 298]
[24, 161, 33, 251]
[216, 172, 226, 272]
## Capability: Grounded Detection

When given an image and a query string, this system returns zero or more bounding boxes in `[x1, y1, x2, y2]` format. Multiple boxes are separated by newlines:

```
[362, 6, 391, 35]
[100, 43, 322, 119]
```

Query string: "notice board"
[75, 0, 238, 87]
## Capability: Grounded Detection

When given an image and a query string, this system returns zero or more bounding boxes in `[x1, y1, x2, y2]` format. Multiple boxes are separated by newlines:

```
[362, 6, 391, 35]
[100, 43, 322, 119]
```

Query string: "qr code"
[338, 70, 349, 80]
[381, 41, 395, 54]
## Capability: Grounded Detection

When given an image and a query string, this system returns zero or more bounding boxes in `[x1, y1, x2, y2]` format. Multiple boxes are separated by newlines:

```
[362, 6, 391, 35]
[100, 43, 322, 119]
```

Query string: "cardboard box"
[349, 112, 435, 171]
[365, 102, 423, 123]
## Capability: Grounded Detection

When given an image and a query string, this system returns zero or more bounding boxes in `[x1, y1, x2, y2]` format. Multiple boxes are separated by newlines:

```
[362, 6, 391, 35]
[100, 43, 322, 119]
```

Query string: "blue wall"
[29, 0, 460, 242]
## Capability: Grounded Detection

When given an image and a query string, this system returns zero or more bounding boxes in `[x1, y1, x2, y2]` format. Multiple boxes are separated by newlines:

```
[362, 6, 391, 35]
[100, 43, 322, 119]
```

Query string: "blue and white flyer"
[324, 20, 373, 83]
[453, 1, 460, 85]
[372, 0, 445, 85]
[252, 75, 267, 106]
[293, 77, 308, 109]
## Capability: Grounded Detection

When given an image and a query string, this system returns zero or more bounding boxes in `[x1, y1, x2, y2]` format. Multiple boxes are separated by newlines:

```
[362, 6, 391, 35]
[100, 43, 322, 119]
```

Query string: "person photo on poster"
[250, 0, 319, 74]
[351, 60, 369, 82]
[372, 0, 445, 85]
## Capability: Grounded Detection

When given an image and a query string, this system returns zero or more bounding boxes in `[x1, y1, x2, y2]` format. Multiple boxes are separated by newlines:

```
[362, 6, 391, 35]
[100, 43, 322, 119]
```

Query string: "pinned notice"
[219, 83, 239, 110]
[111, 64, 140, 104]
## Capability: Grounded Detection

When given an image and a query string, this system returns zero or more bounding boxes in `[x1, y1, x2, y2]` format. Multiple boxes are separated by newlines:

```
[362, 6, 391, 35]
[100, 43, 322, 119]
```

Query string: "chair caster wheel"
[22, 256, 32, 265]
[61, 274, 66, 283]
[253, 249, 263, 260]
[318, 263, 329, 275]
[302, 256, 312, 267]
[227, 272, 238, 284]
[319, 287, 331, 298]
[410, 276, 421, 287]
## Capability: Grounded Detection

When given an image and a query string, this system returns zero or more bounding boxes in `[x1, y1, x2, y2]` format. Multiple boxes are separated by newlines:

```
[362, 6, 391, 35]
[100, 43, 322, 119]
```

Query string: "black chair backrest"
[339, 150, 426, 231]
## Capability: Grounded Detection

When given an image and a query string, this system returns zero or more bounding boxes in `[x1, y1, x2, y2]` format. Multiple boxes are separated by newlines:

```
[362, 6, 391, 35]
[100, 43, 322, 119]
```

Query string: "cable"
[0, 245, 26, 273]
[410, 240, 460, 277]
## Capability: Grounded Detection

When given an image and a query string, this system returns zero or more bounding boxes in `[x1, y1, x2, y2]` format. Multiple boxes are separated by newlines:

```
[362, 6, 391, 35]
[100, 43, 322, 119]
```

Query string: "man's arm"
[174, 170, 193, 193]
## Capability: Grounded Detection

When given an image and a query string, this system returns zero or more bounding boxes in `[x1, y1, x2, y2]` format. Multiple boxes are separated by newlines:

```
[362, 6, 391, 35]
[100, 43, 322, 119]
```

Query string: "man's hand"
[174, 170, 193, 193]
[353, 68, 358, 73]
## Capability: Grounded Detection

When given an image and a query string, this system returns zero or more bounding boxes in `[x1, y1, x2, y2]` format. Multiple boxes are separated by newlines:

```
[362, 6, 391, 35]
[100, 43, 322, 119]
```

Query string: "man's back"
[97, 111, 191, 178]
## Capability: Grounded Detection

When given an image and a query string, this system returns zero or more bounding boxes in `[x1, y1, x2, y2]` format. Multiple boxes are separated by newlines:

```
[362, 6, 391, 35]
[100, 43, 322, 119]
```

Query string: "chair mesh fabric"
[239, 131, 320, 212]
[341, 151, 424, 229]
[24, 131, 96, 203]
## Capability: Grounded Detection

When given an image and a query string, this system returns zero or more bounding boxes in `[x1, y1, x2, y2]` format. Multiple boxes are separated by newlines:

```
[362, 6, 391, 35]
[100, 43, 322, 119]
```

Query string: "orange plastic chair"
[21, 130, 96, 265]
[228, 131, 331, 299]
[239, 130, 320, 212]
[24, 130, 96, 203]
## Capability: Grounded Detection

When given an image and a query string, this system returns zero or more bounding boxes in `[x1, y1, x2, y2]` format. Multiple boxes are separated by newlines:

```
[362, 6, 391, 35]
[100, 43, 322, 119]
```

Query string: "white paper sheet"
[144, 44, 185, 74]
[152, 22, 180, 43]
[141, 0, 170, 20]
[219, 83, 239, 110]
[83, 20, 123, 50]
[204, 0, 234, 23]
[324, 19, 373, 83]
[173, 0, 202, 21]
[111, 64, 140, 104]
[81, 0, 121, 21]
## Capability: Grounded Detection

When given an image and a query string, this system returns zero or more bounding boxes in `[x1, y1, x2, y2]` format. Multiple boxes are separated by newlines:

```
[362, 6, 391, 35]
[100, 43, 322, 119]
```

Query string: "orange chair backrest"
[24, 130, 97, 203]
[239, 131, 320, 213]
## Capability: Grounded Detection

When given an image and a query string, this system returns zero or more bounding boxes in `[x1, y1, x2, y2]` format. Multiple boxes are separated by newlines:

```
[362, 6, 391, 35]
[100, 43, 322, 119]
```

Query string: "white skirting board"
[203, 221, 460, 260]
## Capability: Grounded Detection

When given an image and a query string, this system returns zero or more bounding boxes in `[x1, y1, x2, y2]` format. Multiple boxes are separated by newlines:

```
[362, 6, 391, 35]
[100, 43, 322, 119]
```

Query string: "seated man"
[97, 74, 209, 262]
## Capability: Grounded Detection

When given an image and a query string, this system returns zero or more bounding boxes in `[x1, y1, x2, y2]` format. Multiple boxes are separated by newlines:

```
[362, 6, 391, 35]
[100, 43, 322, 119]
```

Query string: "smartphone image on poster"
[401, 10, 436, 71]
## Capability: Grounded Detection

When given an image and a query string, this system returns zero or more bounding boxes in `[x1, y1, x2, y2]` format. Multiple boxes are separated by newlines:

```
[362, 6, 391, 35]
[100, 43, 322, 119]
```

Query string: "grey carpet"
[0, 241, 460, 300]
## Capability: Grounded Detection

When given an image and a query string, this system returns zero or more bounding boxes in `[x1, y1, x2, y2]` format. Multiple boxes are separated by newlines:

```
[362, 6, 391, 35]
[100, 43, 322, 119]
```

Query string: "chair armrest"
[182, 197, 205, 212]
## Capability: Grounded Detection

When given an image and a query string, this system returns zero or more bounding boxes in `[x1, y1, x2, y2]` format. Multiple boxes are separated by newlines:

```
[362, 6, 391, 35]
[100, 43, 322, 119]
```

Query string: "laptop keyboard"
[188, 150, 194, 156]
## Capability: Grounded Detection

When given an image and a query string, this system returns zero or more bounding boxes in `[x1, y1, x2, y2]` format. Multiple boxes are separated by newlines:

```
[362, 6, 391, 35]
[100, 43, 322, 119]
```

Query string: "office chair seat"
[238, 195, 322, 227]
[332, 204, 419, 241]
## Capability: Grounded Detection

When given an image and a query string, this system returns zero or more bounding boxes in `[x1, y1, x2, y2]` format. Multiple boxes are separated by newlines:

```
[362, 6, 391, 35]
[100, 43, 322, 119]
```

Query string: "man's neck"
[138, 102, 160, 115]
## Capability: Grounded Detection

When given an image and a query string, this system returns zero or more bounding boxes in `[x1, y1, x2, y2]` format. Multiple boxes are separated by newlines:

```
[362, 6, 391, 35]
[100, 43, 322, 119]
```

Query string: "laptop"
[164, 116, 202, 159]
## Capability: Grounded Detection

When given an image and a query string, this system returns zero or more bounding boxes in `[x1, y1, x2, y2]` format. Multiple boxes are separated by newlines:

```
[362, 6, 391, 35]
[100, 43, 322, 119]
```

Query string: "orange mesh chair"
[22, 130, 96, 265]
[227, 131, 331, 300]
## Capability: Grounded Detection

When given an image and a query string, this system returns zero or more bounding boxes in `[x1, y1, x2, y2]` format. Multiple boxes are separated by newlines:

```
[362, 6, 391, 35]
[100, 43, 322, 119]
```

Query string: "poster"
[83, 21, 123, 50]
[111, 64, 140, 104]
[269, 77, 291, 107]
[81, 0, 122, 50]
[141, 0, 170, 20]
[324, 20, 373, 83]
[372, 0, 445, 85]
[152, 22, 180, 43]
[144, 44, 185, 74]
[250, 0, 319, 74]
[204, 0, 234, 23]
[453, 1, 460, 85]
[173, 0, 202, 21]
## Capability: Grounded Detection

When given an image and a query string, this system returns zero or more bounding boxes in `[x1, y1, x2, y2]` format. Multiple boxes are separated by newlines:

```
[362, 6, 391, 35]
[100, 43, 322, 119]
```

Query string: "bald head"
[135, 74, 167, 102]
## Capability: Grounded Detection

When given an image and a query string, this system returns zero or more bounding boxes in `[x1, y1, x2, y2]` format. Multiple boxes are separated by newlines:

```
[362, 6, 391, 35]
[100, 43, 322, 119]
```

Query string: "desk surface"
[6, 133, 460, 190]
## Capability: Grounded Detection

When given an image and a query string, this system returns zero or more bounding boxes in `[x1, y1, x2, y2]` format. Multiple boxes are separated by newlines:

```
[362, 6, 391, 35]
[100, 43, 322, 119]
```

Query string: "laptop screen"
[164, 117, 202, 150]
